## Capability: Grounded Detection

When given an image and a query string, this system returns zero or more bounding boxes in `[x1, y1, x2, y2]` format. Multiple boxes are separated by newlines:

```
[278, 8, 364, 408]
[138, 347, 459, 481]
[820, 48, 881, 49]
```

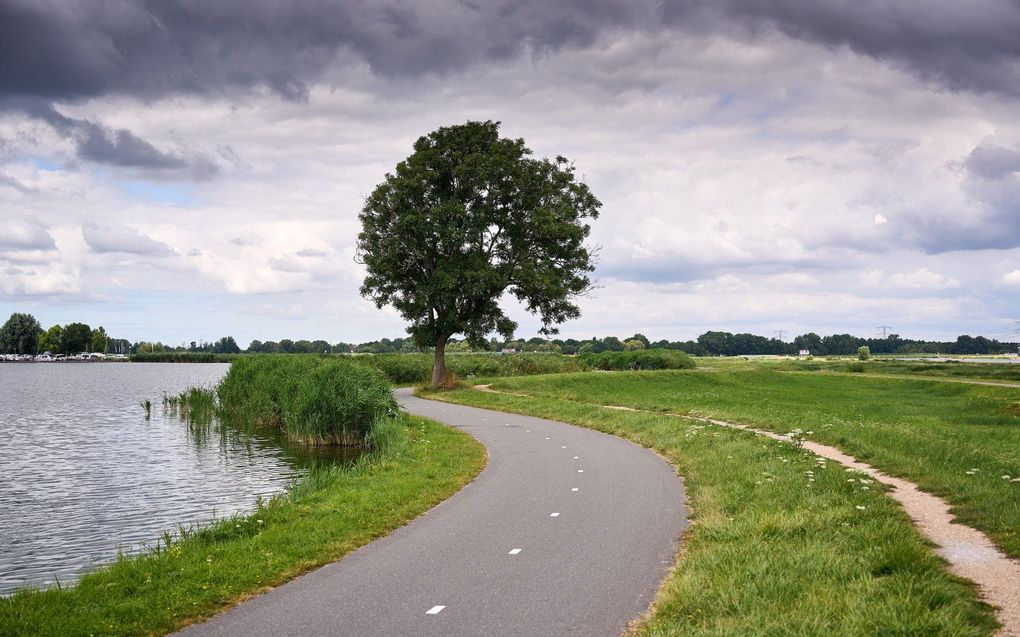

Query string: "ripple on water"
[0, 362, 353, 594]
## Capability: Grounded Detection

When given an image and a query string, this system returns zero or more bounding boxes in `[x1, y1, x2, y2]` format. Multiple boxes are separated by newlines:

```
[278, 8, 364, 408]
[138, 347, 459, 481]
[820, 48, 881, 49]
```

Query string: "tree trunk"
[431, 334, 450, 387]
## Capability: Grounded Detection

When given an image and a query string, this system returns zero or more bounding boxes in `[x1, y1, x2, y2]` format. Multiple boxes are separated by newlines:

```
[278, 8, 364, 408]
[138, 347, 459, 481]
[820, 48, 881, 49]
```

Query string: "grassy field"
[699, 355, 1020, 384]
[430, 382, 1000, 635]
[479, 369, 1020, 560]
[0, 416, 485, 636]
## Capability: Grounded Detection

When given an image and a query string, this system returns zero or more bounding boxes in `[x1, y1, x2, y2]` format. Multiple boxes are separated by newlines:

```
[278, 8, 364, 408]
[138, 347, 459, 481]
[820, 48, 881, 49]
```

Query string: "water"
[0, 362, 356, 594]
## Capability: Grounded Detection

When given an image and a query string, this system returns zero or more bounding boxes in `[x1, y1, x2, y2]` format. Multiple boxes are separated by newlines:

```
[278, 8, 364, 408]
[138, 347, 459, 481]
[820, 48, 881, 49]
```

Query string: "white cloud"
[1002, 270, 1020, 285]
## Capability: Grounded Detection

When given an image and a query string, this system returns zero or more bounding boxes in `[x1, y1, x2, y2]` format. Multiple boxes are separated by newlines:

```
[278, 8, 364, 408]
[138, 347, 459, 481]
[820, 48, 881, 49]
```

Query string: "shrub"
[858, 346, 871, 361]
[847, 362, 866, 373]
[580, 350, 696, 371]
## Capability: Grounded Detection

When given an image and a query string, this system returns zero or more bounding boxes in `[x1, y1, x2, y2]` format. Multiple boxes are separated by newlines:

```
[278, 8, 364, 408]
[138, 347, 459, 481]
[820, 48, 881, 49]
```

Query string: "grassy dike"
[485, 369, 1020, 559]
[427, 382, 1000, 636]
[0, 416, 485, 636]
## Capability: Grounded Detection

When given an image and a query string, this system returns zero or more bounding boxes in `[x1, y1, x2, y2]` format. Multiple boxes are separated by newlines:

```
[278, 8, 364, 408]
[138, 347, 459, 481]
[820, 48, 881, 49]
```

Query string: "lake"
[0, 362, 349, 594]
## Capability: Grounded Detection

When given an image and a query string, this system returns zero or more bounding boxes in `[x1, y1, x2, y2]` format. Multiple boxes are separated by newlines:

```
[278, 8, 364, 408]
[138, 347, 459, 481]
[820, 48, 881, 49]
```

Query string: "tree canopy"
[0, 312, 41, 354]
[61, 322, 92, 354]
[357, 120, 601, 385]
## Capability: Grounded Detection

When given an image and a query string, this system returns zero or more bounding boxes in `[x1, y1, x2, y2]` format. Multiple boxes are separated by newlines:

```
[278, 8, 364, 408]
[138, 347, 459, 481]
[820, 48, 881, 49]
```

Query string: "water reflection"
[0, 363, 358, 595]
[167, 392, 363, 471]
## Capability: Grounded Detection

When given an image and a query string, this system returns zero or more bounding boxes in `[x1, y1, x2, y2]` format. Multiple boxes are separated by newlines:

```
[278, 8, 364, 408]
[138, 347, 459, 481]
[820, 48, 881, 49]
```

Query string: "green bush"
[217, 356, 396, 447]
[847, 361, 867, 373]
[357, 352, 586, 383]
[580, 349, 696, 371]
[857, 346, 871, 361]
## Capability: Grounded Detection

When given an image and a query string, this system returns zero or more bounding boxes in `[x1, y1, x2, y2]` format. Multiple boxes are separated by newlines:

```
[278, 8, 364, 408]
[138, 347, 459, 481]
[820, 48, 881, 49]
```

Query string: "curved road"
[177, 388, 686, 637]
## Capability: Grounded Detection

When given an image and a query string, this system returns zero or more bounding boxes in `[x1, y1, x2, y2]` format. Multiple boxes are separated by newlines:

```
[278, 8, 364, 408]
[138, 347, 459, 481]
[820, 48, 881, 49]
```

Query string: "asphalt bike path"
[177, 388, 686, 637]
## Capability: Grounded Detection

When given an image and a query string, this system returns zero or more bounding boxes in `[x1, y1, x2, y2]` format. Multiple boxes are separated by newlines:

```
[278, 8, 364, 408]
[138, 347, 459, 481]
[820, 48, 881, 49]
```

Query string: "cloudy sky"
[3, 0, 1020, 346]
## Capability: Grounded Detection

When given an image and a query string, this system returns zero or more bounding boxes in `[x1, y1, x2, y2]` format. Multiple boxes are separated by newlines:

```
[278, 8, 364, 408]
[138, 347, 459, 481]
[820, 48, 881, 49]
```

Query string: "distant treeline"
[286, 332, 1016, 357]
[4, 311, 1015, 358]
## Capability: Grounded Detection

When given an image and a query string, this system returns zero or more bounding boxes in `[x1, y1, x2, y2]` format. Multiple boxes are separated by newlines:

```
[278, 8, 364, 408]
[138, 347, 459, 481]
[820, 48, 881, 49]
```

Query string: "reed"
[216, 356, 397, 448]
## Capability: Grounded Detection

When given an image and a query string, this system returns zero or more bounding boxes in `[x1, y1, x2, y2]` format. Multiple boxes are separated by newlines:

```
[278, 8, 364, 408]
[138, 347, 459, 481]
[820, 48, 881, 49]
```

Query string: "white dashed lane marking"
[550, 512, 560, 517]
[508, 548, 522, 555]
[426, 605, 446, 615]
[571, 488, 579, 492]
[577, 469, 584, 473]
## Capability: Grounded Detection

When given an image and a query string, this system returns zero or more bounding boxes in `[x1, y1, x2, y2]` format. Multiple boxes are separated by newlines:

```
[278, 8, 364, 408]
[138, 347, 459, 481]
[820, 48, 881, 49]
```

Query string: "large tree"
[0, 312, 41, 354]
[358, 121, 601, 386]
[61, 322, 92, 355]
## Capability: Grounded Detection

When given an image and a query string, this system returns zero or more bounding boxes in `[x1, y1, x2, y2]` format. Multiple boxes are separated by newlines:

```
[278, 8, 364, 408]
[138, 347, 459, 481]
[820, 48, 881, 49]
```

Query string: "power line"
[876, 325, 893, 338]
[774, 330, 785, 342]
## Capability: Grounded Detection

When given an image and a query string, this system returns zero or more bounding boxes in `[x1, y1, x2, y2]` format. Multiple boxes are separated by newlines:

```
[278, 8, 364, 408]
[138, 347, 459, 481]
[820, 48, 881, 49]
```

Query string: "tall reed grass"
[215, 356, 398, 447]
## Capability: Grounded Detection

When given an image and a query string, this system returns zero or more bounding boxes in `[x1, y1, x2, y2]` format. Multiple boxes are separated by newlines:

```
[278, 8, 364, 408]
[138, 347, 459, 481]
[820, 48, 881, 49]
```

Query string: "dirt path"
[477, 385, 1020, 636]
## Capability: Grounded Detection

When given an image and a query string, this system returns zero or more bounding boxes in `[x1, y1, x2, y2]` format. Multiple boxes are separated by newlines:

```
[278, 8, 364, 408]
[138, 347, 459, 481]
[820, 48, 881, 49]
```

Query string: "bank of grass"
[483, 369, 1020, 559]
[0, 414, 484, 636]
[128, 351, 698, 383]
[429, 382, 999, 635]
[699, 355, 1020, 384]
[130, 352, 240, 363]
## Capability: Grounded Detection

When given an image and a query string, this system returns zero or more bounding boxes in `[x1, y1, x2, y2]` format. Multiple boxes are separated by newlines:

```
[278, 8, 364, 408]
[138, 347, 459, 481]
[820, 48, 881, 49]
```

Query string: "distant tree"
[279, 338, 295, 353]
[39, 324, 63, 354]
[108, 338, 131, 355]
[89, 326, 109, 353]
[857, 346, 871, 360]
[822, 333, 859, 356]
[0, 313, 42, 354]
[628, 333, 650, 347]
[623, 338, 645, 351]
[358, 120, 600, 386]
[213, 336, 241, 354]
[61, 322, 92, 354]
[247, 339, 264, 352]
[697, 331, 733, 356]
[132, 341, 166, 353]
[309, 340, 331, 353]
[793, 332, 825, 356]
[601, 336, 624, 352]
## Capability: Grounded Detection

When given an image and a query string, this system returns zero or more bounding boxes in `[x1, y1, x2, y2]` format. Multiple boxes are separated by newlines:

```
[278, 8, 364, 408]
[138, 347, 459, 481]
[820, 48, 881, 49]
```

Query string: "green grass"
[130, 352, 240, 363]
[698, 356, 1020, 384]
[430, 382, 998, 635]
[483, 369, 1020, 559]
[0, 415, 485, 636]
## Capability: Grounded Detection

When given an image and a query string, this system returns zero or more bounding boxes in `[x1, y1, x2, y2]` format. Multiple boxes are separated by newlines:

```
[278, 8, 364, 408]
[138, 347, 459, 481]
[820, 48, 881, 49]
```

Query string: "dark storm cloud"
[3, 0, 1020, 104]
[0, 0, 658, 102]
[663, 0, 1020, 96]
[965, 145, 1020, 180]
[8, 99, 218, 178]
